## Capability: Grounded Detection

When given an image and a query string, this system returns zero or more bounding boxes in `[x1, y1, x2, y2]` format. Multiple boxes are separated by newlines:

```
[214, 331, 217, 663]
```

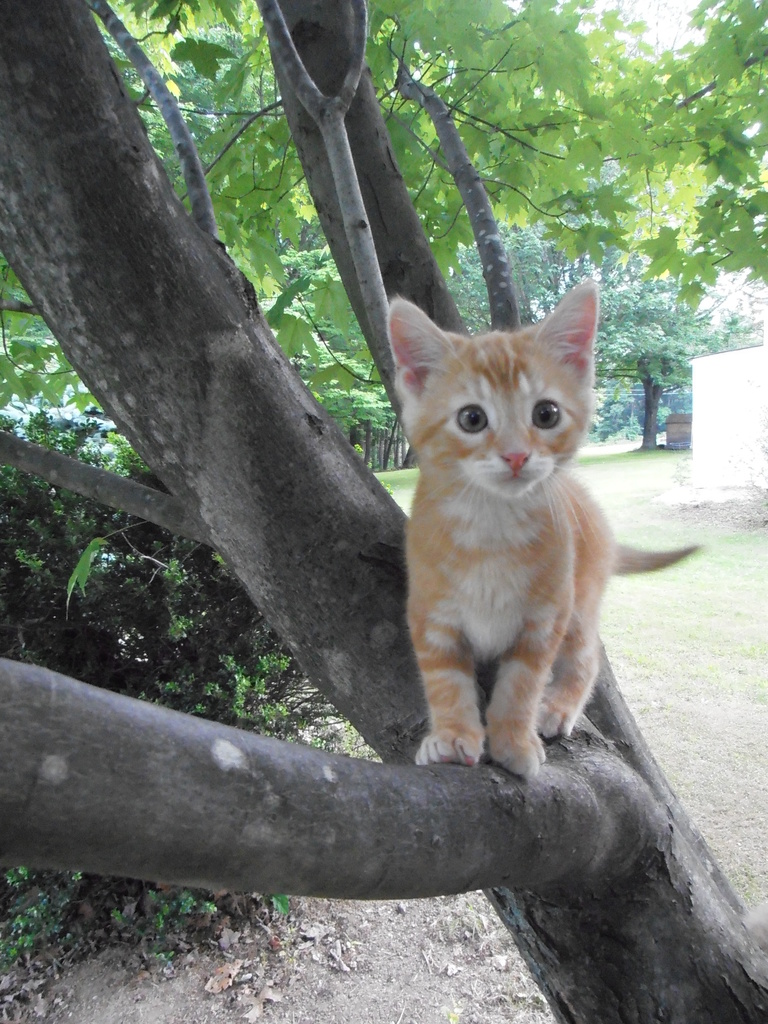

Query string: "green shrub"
[0, 868, 83, 968]
[0, 869, 278, 970]
[0, 413, 329, 735]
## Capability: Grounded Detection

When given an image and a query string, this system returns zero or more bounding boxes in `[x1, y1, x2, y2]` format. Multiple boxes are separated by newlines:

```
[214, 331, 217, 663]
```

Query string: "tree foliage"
[2, 0, 767, 414]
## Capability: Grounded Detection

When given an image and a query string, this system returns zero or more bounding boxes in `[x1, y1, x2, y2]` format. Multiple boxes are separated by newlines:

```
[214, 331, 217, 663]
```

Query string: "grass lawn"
[377, 449, 768, 902]
[574, 450, 768, 707]
[377, 466, 418, 514]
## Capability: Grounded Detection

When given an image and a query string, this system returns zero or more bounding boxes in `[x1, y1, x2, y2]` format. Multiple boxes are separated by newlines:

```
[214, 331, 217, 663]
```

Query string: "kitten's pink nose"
[502, 452, 530, 476]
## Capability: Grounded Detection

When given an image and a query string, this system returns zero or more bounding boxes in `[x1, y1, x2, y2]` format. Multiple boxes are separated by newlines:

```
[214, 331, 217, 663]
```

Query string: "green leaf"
[269, 894, 290, 915]
[266, 275, 313, 328]
[66, 537, 108, 614]
[170, 39, 234, 80]
[276, 314, 317, 360]
[312, 278, 351, 332]
[310, 363, 357, 391]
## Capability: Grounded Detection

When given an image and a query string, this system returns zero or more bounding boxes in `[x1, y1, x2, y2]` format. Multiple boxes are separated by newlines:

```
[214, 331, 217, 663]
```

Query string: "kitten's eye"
[532, 400, 560, 429]
[457, 405, 488, 433]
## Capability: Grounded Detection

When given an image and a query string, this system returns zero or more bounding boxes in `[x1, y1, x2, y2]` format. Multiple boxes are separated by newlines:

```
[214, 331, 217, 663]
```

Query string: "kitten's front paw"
[487, 729, 545, 780]
[415, 729, 485, 767]
[537, 698, 579, 739]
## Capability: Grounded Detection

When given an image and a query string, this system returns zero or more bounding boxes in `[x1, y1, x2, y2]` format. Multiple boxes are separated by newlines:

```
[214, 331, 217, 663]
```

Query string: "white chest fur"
[442, 553, 532, 660]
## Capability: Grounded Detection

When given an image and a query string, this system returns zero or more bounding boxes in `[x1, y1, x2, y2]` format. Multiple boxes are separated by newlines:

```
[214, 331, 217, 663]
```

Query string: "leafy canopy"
[1, 0, 766, 414]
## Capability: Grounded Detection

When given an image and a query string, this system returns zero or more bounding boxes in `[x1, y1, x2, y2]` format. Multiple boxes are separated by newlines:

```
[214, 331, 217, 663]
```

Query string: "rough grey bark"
[1, 4, 767, 1022]
[0, 429, 208, 543]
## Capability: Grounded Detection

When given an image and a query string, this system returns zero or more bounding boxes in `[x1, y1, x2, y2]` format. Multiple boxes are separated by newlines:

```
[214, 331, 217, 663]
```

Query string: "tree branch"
[256, 0, 399, 415]
[0, 298, 39, 315]
[395, 61, 520, 331]
[677, 46, 768, 108]
[256, 0, 366, 118]
[0, 430, 209, 544]
[89, 0, 218, 239]
[263, 0, 464, 378]
[204, 100, 284, 177]
[0, 658, 663, 898]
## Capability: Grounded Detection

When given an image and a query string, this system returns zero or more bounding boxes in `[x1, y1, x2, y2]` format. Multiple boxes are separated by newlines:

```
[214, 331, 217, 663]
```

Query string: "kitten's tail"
[614, 543, 700, 575]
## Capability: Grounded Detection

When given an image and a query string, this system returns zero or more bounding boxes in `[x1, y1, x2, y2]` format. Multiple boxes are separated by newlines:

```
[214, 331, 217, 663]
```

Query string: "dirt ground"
[20, 894, 551, 1024]
[3, 488, 767, 1024]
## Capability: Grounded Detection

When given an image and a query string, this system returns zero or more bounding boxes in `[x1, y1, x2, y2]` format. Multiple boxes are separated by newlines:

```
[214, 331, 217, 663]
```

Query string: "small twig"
[203, 101, 283, 177]
[386, 110, 451, 173]
[297, 298, 376, 385]
[122, 534, 171, 583]
[89, 0, 218, 238]
[677, 47, 768, 108]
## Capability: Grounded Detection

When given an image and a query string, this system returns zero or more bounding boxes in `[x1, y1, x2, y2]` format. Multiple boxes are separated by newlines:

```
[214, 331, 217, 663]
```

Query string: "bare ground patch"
[14, 895, 551, 1024]
[654, 485, 768, 532]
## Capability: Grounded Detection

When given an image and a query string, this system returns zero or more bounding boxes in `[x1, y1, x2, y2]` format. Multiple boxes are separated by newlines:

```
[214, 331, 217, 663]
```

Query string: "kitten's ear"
[537, 280, 599, 375]
[388, 298, 450, 396]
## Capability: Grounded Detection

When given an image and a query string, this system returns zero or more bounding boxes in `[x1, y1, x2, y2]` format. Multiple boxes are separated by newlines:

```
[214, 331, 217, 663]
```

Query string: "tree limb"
[677, 46, 768, 108]
[0, 298, 39, 315]
[395, 61, 520, 331]
[0, 429, 209, 543]
[89, 0, 218, 238]
[265, 0, 464, 363]
[204, 100, 284, 177]
[0, 658, 664, 898]
[256, 0, 366, 118]
[256, 0, 398, 415]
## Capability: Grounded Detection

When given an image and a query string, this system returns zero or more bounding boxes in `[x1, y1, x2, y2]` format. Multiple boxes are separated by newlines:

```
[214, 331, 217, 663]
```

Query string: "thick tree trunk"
[382, 419, 397, 471]
[0, 0, 420, 761]
[641, 374, 663, 449]
[1, 5, 767, 1022]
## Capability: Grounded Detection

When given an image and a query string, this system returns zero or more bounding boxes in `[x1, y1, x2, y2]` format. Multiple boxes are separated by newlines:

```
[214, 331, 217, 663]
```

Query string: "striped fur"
[389, 281, 697, 779]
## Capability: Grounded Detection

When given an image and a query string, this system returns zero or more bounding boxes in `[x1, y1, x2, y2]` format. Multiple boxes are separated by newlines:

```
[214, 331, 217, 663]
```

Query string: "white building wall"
[691, 342, 768, 488]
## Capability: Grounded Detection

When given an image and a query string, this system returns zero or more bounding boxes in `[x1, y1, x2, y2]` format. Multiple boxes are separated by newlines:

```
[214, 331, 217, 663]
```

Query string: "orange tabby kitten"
[389, 281, 697, 780]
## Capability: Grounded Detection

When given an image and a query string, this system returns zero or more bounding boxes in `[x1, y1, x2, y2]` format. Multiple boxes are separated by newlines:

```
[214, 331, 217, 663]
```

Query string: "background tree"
[1, 2, 768, 1022]
[454, 231, 760, 446]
